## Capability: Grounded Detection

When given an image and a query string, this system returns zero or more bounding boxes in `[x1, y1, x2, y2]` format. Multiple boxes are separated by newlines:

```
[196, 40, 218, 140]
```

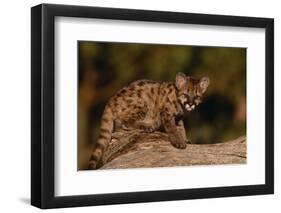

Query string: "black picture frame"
[31, 3, 274, 209]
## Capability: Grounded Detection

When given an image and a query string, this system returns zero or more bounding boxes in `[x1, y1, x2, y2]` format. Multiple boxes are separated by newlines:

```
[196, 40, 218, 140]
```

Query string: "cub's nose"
[188, 103, 195, 108]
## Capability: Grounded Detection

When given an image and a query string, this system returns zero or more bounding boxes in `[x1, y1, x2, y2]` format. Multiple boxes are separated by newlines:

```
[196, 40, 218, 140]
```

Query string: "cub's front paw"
[185, 139, 192, 144]
[170, 140, 187, 149]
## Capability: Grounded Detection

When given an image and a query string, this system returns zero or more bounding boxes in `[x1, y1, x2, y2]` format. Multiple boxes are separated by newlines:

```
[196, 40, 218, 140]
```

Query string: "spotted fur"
[88, 72, 210, 169]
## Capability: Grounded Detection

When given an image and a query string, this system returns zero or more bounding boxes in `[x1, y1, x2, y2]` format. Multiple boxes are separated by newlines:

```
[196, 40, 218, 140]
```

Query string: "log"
[100, 130, 246, 169]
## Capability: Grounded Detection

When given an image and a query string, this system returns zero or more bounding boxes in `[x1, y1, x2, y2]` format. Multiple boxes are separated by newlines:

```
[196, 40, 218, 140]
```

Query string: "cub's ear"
[199, 76, 210, 93]
[175, 72, 187, 90]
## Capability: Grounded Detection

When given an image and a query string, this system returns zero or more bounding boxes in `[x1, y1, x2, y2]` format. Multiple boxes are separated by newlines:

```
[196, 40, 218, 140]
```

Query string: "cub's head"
[175, 72, 210, 112]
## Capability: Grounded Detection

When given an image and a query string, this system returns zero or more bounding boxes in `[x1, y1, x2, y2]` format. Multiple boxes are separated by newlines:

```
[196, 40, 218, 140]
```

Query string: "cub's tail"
[88, 106, 114, 169]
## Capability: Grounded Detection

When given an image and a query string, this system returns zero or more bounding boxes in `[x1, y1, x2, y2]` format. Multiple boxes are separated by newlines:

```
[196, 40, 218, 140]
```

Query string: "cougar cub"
[88, 72, 209, 169]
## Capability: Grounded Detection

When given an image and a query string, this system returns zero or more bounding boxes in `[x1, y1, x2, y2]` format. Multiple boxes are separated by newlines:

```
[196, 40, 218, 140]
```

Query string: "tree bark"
[100, 130, 246, 170]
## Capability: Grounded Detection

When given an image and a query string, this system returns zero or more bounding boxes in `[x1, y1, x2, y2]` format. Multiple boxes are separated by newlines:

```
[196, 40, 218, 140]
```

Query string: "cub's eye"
[194, 96, 202, 105]
[179, 94, 188, 104]
[180, 94, 187, 100]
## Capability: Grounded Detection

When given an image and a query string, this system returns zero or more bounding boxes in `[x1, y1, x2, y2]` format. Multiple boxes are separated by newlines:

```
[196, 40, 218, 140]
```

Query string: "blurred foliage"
[78, 41, 246, 169]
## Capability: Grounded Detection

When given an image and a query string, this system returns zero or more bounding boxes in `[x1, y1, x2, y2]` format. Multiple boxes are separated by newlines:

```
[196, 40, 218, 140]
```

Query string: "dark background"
[78, 41, 246, 170]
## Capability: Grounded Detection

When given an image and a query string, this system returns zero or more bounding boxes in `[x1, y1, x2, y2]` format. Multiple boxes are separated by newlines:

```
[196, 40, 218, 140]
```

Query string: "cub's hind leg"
[134, 121, 155, 133]
[114, 118, 155, 133]
[118, 105, 148, 130]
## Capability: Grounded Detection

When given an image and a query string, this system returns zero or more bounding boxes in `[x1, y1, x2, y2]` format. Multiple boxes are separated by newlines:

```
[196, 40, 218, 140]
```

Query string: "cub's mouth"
[185, 103, 195, 111]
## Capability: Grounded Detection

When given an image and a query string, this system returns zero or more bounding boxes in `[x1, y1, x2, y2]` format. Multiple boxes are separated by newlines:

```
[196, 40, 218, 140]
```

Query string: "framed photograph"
[31, 3, 274, 209]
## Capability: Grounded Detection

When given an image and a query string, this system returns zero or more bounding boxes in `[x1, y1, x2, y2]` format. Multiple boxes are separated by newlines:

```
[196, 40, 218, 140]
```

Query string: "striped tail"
[88, 106, 114, 169]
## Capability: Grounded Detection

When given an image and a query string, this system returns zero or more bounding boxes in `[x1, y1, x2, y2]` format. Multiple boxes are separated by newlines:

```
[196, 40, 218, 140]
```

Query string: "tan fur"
[88, 72, 209, 169]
